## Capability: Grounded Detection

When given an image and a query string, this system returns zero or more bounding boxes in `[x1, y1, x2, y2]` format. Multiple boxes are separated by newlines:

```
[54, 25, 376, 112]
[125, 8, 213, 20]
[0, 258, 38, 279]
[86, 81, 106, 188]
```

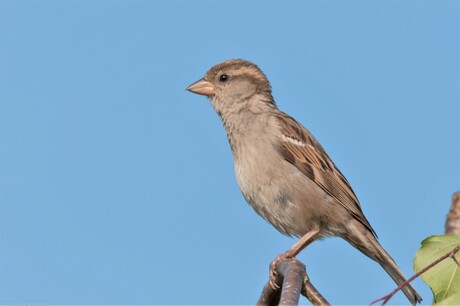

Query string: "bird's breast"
[232, 135, 311, 236]
[231, 130, 344, 237]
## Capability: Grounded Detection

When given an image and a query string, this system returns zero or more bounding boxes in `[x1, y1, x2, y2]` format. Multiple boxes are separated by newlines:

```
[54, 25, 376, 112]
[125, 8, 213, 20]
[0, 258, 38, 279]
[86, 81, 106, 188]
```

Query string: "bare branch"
[257, 258, 329, 306]
[257, 282, 281, 306]
[445, 191, 460, 235]
[301, 275, 330, 306]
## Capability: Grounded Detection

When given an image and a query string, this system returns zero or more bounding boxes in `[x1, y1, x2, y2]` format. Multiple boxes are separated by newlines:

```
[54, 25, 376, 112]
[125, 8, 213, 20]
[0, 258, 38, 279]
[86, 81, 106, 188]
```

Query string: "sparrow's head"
[187, 59, 274, 114]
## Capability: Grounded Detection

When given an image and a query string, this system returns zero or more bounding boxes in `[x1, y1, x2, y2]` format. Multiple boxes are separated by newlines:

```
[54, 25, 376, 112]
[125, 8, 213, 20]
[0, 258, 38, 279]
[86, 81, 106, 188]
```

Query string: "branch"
[301, 275, 330, 306]
[445, 191, 460, 235]
[257, 258, 329, 306]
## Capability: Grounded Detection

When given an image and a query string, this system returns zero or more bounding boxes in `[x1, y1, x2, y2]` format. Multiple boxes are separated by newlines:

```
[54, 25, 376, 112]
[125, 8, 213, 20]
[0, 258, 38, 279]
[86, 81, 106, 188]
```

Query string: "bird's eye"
[219, 74, 229, 83]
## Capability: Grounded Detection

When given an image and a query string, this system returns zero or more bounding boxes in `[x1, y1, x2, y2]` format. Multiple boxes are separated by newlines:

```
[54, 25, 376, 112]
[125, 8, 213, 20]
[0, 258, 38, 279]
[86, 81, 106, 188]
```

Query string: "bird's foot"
[269, 252, 293, 289]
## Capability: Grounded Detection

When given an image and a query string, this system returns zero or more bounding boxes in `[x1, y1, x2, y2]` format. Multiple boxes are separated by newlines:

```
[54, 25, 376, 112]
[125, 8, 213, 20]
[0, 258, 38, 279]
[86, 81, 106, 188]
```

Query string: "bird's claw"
[269, 262, 280, 289]
[269, 253, 289, 289]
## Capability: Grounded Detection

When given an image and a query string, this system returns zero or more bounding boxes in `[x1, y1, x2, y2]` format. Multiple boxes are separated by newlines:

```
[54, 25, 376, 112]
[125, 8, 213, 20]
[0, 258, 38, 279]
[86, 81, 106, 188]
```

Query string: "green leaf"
[413, 234, 460, 305]
[434, 292, 460, 306]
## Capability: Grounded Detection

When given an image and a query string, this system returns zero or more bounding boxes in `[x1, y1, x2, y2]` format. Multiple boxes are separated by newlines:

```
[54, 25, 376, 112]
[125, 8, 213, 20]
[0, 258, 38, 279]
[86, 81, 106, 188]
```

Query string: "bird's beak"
[186, 78, 215, 96]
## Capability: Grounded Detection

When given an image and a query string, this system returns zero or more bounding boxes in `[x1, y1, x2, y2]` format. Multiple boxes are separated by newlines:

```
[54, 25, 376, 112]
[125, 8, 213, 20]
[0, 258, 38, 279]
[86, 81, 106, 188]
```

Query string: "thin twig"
[450, 253, 460, 268]
[369, 244, 460, 305]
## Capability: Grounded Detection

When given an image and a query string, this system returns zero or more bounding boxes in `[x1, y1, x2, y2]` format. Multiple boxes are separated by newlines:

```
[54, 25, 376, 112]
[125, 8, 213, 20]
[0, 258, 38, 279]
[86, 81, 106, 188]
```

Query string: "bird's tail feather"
[371, 237, 422, 305]
[346, 222, 422, 305]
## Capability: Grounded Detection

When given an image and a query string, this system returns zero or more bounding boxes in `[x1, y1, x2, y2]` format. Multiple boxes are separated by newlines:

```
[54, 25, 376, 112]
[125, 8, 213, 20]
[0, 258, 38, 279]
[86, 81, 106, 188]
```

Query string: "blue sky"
[1, 1, 458, 304]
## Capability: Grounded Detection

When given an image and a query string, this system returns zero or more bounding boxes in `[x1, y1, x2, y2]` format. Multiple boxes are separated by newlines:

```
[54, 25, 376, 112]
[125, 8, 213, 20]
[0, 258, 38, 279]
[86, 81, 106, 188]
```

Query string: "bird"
[186, 59, 422, 304]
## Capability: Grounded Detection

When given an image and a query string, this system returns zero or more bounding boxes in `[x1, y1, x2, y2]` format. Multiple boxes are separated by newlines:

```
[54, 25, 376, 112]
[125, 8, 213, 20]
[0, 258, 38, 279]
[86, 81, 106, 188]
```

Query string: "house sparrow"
[187, 59, 422, 304]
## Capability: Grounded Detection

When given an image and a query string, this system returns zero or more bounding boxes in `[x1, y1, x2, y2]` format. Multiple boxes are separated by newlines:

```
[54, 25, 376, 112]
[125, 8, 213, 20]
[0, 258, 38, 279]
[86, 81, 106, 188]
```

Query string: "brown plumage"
[187, 59, 422, 304]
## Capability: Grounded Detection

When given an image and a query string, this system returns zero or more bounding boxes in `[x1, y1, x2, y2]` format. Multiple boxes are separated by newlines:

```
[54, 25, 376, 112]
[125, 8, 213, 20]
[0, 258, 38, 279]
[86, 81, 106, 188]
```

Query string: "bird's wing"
[273, 112, 377, 237]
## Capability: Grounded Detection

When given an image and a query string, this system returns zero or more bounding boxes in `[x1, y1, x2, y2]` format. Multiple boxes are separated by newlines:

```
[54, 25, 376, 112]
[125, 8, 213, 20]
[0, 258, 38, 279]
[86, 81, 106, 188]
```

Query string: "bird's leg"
[269, 225, 320, 289]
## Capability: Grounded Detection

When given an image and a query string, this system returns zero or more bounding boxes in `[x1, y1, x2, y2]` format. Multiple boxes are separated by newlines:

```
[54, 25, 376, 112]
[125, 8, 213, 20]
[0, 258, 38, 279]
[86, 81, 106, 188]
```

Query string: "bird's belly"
[234, 157, 336, 237]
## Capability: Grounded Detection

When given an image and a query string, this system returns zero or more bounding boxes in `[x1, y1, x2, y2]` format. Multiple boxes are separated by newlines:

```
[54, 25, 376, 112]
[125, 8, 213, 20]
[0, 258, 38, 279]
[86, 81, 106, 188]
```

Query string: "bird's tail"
[372, 238, 422, 305]
[346, 221, 422, 305]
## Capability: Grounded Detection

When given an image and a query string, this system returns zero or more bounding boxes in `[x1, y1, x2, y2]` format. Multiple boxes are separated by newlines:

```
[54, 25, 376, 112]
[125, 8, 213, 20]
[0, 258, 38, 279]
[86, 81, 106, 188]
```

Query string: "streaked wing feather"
[274, 112, 377, 237]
